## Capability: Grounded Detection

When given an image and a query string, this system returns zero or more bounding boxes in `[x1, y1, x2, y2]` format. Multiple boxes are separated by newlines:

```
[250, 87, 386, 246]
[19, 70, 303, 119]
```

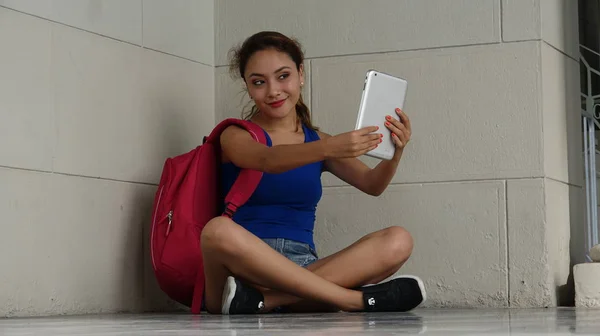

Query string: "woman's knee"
[381, 226, 414, 266]
[200, 216, 242, 255]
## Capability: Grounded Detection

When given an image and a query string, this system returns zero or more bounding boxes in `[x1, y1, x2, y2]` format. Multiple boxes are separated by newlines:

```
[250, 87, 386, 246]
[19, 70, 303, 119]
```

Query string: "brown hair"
[228, 31, 318, 131]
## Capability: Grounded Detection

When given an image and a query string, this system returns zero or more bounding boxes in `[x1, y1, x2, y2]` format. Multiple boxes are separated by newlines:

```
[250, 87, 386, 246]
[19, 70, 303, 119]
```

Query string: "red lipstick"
[268, 99, 286, 108]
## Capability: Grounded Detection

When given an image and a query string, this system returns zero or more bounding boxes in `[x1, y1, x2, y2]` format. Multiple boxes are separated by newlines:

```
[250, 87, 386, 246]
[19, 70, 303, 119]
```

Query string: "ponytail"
[295, 94, 318, 131]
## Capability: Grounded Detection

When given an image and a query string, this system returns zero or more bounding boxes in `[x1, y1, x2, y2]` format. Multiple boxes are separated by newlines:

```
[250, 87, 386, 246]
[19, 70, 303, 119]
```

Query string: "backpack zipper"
[150, 185, 165, 270]
[165, 210, 173, 236]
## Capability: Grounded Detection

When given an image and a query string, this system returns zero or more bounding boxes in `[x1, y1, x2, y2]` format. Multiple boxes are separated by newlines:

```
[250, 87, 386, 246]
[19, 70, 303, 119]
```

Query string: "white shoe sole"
[221, 276, 237, 315]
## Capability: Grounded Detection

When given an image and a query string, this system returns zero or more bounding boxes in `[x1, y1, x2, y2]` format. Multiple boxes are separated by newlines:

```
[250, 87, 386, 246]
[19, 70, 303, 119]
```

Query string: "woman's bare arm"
[318, 131, 403, 196]
[220, 125, 327, 174]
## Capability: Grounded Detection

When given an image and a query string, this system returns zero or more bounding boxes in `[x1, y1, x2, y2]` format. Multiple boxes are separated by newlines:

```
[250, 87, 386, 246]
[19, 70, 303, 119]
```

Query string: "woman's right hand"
[323, 126, 382, 159]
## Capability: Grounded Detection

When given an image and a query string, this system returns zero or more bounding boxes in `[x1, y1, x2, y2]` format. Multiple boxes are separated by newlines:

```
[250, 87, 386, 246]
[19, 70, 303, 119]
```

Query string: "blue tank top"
[220, 123, 324, 249]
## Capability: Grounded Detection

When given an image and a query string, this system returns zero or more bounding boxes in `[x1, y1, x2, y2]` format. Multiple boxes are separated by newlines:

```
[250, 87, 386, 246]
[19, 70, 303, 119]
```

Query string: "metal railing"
[580, 44, 600, 261]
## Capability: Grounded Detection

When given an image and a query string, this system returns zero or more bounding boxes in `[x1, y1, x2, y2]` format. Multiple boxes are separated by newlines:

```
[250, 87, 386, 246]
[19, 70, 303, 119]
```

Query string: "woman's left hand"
[384, 108, 411, 149]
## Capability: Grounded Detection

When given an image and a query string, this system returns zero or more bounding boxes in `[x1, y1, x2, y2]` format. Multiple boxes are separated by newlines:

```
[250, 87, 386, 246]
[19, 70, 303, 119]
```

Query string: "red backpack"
[149, 118, 266, 314]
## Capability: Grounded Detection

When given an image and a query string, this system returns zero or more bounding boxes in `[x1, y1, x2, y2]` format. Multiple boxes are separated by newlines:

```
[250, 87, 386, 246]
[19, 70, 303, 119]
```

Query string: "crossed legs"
[200, 216, 414, 314]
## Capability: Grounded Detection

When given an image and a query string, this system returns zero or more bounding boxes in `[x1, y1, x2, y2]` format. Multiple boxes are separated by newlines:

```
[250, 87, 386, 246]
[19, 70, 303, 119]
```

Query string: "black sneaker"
[358, 275, 426, 312]
[221, 276, 265, 315]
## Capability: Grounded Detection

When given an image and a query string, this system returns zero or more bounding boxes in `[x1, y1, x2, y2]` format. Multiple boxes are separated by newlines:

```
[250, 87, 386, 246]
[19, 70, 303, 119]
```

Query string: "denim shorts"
[261, 238, 319, 268]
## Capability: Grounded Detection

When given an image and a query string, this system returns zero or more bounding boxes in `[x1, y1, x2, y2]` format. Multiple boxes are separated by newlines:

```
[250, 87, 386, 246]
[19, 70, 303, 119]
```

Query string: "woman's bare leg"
[200, 216, 365, 314]
[263, 226, 414, 312]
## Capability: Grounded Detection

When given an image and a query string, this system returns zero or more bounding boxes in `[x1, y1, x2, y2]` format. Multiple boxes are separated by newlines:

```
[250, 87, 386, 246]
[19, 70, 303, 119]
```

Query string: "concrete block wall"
[0, 0, 214, 316]
[216, 0, 584, 309]
[0, 0, 584, 316]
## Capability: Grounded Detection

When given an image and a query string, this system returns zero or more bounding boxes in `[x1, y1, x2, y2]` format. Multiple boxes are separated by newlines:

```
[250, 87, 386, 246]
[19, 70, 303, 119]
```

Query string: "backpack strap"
[205, 118, 267, 217]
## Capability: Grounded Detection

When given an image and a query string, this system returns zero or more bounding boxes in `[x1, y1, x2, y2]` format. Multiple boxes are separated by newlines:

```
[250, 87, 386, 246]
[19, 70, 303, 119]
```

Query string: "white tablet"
[354, 70, 408, 161]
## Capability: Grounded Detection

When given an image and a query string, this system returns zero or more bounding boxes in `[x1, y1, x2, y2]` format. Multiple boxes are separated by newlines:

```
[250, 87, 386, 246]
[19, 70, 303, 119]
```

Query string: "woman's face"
[244, 48, 304, 120]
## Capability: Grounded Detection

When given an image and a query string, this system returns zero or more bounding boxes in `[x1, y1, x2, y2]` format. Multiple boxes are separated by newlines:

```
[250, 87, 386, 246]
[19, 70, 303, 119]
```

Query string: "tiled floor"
[1, 308, 599, 335]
